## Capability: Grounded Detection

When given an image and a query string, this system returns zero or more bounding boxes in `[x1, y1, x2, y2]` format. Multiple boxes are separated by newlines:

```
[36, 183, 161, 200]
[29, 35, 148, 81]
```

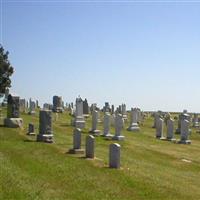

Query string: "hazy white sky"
[1, 1, 200, 112]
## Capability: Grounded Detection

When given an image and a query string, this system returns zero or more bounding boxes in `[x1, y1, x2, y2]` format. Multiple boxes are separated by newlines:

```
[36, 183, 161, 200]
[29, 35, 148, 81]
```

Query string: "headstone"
[178, 119, 191, 144]
[109, 143, 121, 169]
[166, 118, 176, 141]
[127, 108, 140, 131]
[27, 123, 35, 136]
[4, 94, 23, 128]
[111, 105, 115, 114]
[89, 110, 101, 135]
[112, 114, 125, 140]
[69, 128, 84, 154]
[53, 96, 63, 113]
[176, 112, 190, 134]
[121, 104, 127, 119]
[103, 112, 113, 137]
[19, 99, 26, 113]
[37, 110, 53, 143]
[85, 135, 95, 158]
[152, 112, 159, 128]
[192, 113, 199, 127]
[156, 117, 164, 139]
[83, 98, 89, 117]
[74, 97, 85, 129]
[28, 98, 36, 115]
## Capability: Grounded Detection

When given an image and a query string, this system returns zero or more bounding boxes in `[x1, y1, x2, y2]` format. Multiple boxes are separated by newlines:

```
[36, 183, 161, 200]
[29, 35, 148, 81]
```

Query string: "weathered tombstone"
[19, 99, 26, 113]
[111, 114, 115, 126]
[53, 96, 63, 113]
[28, 98, 36, 115]
[83, 98, 89, 117]
[89, 110, 100, 135]
[69, 128, 84, 154]
[178, 119, 191, 144]
[85, 135, 95, 159]
[109, 143, 121, 169]
[74, 97, 85, 129]
[111, 105, 115, 114]
[176, 112, 190, 134]
[4, 94, 23, 128]
[156, 117, 164, 139]
[192, 113, 199, 127]
[103, 112, 113, 137]
[127, 108, 140, 131]
[166, 118, 176, 141]
[37, 110, 53, 143]
[27, 123, 35, 136]
[152, 112, 159, 128]
[121, 104, 127, 119]
[112, 114, 125, 141]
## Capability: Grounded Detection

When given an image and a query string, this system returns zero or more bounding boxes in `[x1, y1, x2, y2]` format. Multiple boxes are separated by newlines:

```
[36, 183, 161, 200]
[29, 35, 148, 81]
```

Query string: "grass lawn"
[1, 109, 200, 200]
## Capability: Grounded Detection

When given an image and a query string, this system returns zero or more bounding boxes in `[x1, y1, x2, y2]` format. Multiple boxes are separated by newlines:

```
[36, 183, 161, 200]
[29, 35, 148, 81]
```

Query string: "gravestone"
[112, 114, 125, 140]
[109, 143, 121, 169]
[37, 110, 53, 143]
[53, 96, 63, 113]
[69, 128, 84, 154]
[29, 98, 36, 115]
[111, 105, 115, 114]
[27, 123, 35, 136]
[127, 108, 140, 131]
[103, 112, 113, 138]
[178, 119, 191, 144]
[74, 97, 85, 129]
[85, 135, 95, 159]
[176, 112, 190, 134]
[19, 99, 26, 113]
[156, 117, 164, 139]
[4, 94, 23, 128]
[89, 110, 100, 135]
[121, 104, 127, 119]
[166, 118, 176, 141]
[83, 98, 89, 117]
[192, 113, 199, 127]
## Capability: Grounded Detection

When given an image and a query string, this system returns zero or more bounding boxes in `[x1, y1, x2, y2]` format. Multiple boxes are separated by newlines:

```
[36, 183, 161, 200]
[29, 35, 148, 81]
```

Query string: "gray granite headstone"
[37, 110, 53, 143]
[103, 112, 113, 137]
[127, 108, 140, 131]
[156, 117, 164, 139]
[4, 94, 23, 128]
[69, 128, 84, 154]
[178, 119, 191, 144]
[85, 135, 95, 159]
[166, 118, 175, 141]
[109, 143, 121, 169]
[53, 96, 63, 113]
[27, 123, 35, 136]
[89, 110, 100, 135]
[112, 114, 125, 141]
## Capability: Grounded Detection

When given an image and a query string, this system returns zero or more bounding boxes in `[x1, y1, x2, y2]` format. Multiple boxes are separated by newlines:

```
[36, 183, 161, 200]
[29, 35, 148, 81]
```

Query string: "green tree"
[0, 44, 14, 94]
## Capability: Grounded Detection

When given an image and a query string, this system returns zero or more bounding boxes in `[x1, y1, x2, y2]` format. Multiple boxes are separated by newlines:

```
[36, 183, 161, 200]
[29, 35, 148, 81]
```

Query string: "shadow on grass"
[23, 139, 36, 142]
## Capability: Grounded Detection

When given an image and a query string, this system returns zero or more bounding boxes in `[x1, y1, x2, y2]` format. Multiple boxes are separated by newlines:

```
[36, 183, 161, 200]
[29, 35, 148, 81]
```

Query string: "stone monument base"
[4, 118, 23, 128]
[112, 135, 125, 141]
[68, 148, 85, 154]
[127, 123, 140, 131]
[166, 138, 176, 142]
[177, 140, 191, 144]
[37, 134, 54, 143]
[89, 129, 101, 136]
[27, 132, 36, 136]
[102, 133, 113, 138]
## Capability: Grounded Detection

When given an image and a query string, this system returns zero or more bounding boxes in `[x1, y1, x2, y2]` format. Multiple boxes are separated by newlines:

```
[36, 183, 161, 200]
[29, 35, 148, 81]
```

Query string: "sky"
[1, 0, 200, 112]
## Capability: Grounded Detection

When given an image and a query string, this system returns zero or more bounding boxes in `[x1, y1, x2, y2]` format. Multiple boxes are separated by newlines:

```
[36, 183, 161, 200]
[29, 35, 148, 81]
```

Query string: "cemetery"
[1, 2, 200, 200]
[1, 96, 200, 199]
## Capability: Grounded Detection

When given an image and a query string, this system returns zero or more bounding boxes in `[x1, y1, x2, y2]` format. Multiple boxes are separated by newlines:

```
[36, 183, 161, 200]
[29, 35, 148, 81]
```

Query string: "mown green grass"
[1, 109, 200, 200]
